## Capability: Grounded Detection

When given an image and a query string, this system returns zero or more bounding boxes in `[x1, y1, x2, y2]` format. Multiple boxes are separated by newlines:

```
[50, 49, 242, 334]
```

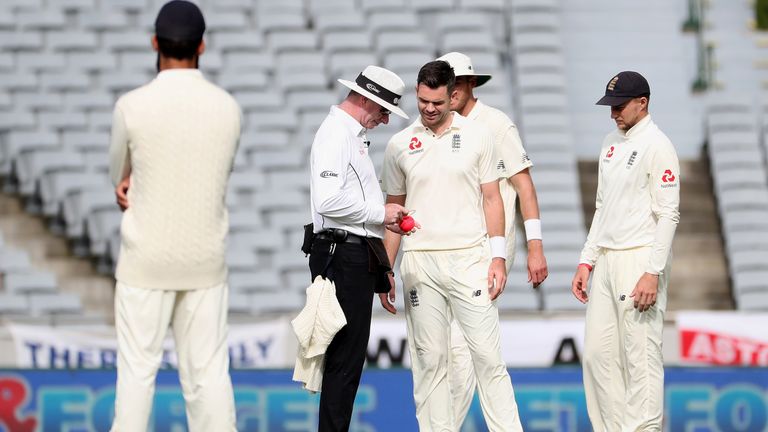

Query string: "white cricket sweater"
[579, 115, 680, 275]
[109, 69, 241, 290]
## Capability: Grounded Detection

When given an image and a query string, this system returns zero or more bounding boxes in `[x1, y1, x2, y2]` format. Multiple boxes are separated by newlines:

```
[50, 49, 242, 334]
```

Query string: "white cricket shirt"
[381, 113, 497, 251]
[310, 106, 385, 238]
[467, 100, 533, 264]
[579, 115, 680, 274]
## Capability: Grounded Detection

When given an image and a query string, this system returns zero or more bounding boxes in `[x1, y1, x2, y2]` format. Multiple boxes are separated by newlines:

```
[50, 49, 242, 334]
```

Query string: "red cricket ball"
[399, 215, 415, 232]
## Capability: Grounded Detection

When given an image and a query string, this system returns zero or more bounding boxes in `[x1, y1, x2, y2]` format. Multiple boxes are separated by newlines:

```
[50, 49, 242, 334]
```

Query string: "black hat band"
[355, 73, 401, 107]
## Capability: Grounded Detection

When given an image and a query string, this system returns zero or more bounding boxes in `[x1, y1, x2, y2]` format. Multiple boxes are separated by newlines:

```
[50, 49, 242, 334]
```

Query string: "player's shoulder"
[115, 81, 154, 108]
[388, 119, 423, 145]
[644, 118, 677, 155]
[475, 100, 515, 128]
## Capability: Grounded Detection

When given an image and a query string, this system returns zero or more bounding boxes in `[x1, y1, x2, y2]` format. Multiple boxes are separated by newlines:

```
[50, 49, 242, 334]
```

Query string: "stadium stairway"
[0, 189, 113, 323]
[578, 157, 733, 311]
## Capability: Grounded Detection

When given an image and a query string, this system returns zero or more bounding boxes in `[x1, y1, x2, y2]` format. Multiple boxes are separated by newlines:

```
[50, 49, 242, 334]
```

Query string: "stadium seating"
[0, 0, 628, 318]
[705, 99, 768, 310]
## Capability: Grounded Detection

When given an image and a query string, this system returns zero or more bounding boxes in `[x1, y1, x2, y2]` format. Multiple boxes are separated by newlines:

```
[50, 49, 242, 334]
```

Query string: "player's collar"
[622, 114, 652, 139]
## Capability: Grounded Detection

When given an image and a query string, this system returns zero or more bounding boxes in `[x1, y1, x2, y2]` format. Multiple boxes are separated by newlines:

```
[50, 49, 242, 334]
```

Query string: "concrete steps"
[0, 190, 115, 323]
[578, 156, 733, 311]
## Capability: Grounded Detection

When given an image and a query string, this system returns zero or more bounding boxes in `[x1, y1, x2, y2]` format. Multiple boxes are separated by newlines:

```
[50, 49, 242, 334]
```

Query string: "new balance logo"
[472, 290, 482, 297]
[497, 159, 506, 170]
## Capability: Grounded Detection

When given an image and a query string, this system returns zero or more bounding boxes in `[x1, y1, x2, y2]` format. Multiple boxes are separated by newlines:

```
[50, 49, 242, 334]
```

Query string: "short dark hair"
[417, 60, 455, 95]
[157, 37, 201, 60]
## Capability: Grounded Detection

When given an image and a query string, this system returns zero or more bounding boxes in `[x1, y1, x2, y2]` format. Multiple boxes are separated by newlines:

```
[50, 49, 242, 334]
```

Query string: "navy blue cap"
[155, 0, 206, 41]
[596, 71, 650, 106]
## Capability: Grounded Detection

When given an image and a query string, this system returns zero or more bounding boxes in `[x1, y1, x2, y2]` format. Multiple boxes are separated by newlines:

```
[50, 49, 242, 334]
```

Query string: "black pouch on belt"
[364, 237, 393, 293]
[301, 223, 314, 256]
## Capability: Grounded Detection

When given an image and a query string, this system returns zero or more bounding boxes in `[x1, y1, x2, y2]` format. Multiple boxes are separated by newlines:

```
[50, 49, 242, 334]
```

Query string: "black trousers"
[309, 238, 375, 432]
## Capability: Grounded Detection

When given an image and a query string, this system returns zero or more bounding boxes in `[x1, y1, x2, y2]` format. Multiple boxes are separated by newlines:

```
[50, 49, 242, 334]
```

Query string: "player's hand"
[571, 265, 591, 304]
[487, 257, 507, 300]
[527, 240, 548, 288]
[378, 272, 397, 314]
[383, 204, 418, 235]
[630, 272, 659, 312]
[115, 177, 130, 211]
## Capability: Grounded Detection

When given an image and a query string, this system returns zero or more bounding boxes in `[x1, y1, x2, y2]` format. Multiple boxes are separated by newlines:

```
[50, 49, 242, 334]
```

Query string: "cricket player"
[108, 1, 240, 430]
[572, 71, 680, 431]
[437, 51, 549, 428]
[380, 60, 523, 431]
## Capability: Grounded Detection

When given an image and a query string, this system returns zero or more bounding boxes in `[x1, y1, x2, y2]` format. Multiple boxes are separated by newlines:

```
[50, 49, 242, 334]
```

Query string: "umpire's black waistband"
[315, 229, 365, 245]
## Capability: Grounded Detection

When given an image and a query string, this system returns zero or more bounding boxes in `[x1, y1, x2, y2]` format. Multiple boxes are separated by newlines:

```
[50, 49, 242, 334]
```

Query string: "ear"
[151, 35, 159, 52]
[197, 39, 205, 56]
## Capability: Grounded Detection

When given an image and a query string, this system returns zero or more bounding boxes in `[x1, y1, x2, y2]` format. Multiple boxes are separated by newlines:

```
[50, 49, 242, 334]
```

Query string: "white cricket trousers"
[583, 247, 669, 432]
[111, 282, 237, 432]
[401, 245, 522, 432]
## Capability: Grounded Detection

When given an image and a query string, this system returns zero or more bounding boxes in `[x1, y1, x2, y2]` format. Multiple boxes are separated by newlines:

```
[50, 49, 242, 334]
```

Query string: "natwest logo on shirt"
[661, 169, 678, 188]
[605, 146, 615, 159]
[408, 137, 424, 155]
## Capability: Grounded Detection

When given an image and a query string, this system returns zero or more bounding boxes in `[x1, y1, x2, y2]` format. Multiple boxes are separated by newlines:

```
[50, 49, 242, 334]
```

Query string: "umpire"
[308, 65, 411, 431]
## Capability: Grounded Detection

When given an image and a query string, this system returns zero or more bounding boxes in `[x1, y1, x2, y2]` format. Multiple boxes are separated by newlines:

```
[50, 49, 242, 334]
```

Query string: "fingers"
[379, 293, 396, 315]
[571, 274, 588, 304]
[631, 290, 657, 312]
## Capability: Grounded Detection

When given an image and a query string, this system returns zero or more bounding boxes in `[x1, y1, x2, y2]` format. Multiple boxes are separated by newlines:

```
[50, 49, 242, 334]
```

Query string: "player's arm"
[109, 105, 131, 211]
[572, 151, 606, 303]
[312, 131, 406, 226]
[380, 194, 407, 314]
[631, 145, 680, 312]
[510, 168, 548, 287]
[481, 180, 507, 300]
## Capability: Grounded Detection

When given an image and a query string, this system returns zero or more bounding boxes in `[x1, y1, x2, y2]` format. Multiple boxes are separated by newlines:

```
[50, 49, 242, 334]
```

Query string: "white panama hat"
[338, 65, 409, 119]
[436, 52, 492, 87]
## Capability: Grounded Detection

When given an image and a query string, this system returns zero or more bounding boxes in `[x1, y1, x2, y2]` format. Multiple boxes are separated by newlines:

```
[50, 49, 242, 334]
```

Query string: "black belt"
[315, 229, 365, 245]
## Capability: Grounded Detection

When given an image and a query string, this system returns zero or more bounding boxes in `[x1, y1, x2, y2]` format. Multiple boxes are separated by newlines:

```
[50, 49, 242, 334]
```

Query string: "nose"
[611, 106, 620, 119]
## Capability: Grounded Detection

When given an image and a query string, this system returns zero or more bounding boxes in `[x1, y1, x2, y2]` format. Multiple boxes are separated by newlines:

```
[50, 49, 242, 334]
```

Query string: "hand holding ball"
[399, 215, 415, 232]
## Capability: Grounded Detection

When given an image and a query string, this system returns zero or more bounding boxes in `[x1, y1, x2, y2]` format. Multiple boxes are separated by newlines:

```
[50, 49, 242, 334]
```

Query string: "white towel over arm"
[292, 275, 347, 392]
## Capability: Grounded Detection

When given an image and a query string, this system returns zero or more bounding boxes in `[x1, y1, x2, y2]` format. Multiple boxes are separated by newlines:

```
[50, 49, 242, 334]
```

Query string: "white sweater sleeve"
[311, 130, 385, 225]
[579, 158, 604, 266]
[647, 145, 681, 274]
[109, 105, 131, 187]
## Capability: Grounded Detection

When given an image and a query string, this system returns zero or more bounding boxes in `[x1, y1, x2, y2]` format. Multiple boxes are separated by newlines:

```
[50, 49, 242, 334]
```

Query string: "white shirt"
[382, 113, 497, 251]
[310, 106, 385, 238]
[467, 100, 533, 265]
[579, 115, 680, 274]
[109, 69, 241, 290]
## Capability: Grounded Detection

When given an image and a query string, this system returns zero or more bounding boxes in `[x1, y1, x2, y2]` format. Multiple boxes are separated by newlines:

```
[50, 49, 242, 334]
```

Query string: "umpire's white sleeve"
[647, 145, 680, 274]
[311, 129, 385, 225]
